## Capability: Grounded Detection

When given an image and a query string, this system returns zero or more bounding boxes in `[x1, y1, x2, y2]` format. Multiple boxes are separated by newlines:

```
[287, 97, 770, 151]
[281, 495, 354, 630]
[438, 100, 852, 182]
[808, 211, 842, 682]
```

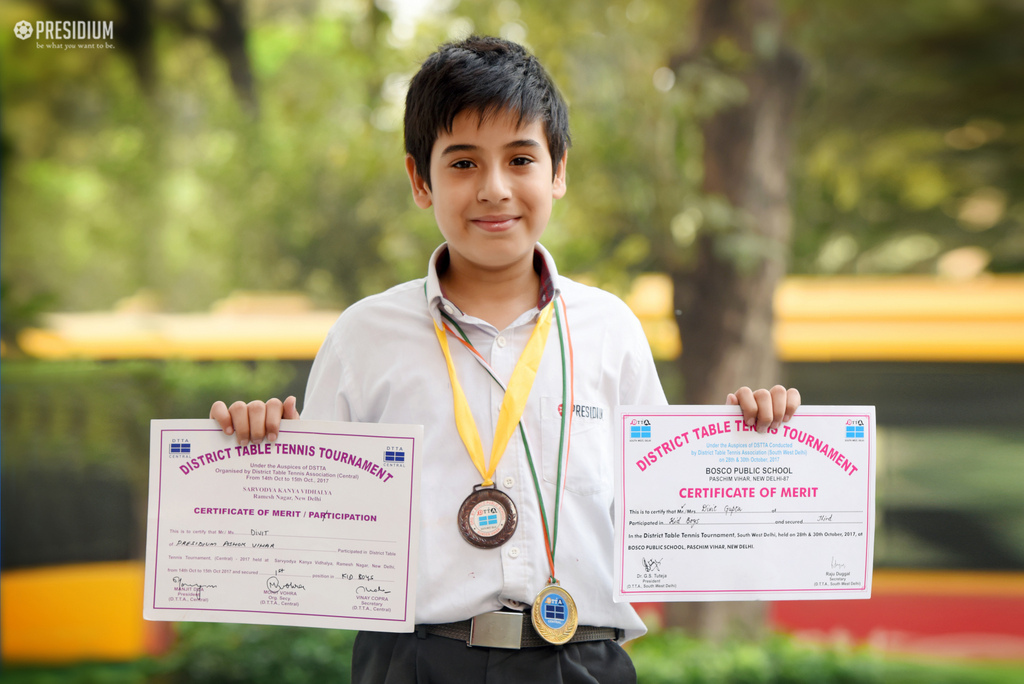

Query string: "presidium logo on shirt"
[558, 402, 606, 421]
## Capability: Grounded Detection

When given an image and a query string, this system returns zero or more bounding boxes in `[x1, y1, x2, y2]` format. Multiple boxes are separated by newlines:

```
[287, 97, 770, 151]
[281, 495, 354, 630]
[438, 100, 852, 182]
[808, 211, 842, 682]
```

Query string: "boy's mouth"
[471, 215, 520, 232]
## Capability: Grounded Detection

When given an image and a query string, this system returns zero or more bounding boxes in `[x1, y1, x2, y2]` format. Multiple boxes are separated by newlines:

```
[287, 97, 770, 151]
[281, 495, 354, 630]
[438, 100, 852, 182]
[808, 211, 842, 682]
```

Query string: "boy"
[211, 36, 800, 683]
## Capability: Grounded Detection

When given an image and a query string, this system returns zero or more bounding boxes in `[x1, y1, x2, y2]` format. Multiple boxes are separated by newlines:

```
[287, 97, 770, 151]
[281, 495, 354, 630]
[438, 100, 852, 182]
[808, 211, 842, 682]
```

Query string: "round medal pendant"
[531, 584, 578, 645]
[457, 487, 517, 549]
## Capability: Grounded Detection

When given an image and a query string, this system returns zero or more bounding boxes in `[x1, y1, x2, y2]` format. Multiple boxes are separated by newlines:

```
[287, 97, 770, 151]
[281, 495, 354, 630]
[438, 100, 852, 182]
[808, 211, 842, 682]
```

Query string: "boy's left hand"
[727, 385, 801, 433]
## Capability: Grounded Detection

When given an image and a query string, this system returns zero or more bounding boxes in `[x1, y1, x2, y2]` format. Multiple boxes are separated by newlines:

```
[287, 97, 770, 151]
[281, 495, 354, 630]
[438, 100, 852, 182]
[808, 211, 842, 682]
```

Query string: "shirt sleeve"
[620, 308, 669, 407]
[301, 325, 354, 422]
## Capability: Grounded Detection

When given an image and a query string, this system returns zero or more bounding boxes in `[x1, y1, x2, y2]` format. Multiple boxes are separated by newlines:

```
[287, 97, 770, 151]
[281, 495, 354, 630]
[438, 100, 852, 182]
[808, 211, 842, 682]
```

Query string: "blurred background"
[2, 0, 1023, 682]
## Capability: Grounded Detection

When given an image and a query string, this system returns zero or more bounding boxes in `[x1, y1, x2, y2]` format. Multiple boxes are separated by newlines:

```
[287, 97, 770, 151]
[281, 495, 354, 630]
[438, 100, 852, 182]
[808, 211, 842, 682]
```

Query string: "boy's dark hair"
[404, 36, 571, 189]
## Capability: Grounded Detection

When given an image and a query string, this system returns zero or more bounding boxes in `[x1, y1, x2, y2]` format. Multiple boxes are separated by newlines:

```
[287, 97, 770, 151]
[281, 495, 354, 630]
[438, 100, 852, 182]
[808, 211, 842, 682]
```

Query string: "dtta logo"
[384, 447, 406, 466]
[844, 419, 865, 440]
[629, 419, 651, 440]
[168, 440, 191, 458]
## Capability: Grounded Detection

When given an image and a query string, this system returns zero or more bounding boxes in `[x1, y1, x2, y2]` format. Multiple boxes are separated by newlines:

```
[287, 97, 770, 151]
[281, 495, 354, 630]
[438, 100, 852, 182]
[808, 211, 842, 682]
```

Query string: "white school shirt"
[302, 243, 667, 641]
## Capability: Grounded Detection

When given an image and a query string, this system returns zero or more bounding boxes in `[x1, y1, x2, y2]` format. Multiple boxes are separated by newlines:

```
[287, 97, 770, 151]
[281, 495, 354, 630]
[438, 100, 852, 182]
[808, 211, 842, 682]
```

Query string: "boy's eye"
[510, 156, 533, 166]
[451, 160, 475, 169]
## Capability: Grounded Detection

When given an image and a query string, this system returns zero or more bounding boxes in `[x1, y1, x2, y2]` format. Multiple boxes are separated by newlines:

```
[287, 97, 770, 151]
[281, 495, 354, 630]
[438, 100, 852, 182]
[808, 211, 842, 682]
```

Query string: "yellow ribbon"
[433, 301, 555, 486]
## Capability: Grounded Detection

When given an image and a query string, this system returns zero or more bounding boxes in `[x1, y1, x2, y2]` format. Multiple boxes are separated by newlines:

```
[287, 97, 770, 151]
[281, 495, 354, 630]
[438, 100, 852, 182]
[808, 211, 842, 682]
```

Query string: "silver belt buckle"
[468, 610, 523, 649]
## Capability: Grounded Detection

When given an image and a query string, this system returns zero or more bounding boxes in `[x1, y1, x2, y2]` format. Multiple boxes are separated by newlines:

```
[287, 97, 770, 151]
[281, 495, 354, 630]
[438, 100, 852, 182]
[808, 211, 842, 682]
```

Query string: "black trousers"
[352, 631, 637, 684]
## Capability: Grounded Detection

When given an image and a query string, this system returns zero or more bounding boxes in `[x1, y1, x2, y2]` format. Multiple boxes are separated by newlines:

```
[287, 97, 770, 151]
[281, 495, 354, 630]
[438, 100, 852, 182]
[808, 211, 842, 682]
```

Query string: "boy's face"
[406, 109, 567, 276]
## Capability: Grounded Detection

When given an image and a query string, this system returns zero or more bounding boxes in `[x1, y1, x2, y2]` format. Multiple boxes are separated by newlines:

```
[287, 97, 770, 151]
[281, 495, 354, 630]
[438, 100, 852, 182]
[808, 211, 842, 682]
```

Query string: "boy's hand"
[726, 385, 800, 433]
[209, 396, 299, 445]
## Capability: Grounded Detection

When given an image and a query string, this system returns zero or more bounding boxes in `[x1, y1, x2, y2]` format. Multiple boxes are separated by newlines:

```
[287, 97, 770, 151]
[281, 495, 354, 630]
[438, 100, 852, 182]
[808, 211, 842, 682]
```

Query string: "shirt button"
[503, 476, 515, 489]
[508, 546, 520, 559]
[496, 335, 507, 348]
[443, 304, 454, 315]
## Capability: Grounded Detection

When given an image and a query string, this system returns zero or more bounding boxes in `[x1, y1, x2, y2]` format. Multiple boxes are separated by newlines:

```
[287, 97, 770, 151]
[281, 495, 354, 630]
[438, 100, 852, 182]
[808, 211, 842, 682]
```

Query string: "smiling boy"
[212, 36, 799, 683]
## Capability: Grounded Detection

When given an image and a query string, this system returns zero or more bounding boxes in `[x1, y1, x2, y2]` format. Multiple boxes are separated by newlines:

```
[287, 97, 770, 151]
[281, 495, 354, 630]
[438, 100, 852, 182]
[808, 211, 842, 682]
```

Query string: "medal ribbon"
[433, 300, 555, 487]
[436, 298, 574, 583]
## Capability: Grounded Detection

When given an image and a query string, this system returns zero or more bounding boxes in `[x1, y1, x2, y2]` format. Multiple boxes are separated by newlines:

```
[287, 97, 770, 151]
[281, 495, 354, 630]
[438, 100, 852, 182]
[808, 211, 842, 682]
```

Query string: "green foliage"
[157, 622, 357, 684]
[1, 1, 432, 312]
[0, 277, 55, 354]
[786, 0, 1024, 276]
[0, 662, 156, 684]
[1, 360, 294, 473]
[4, 630, 1024, 684]
[5, 0, 1018, 317]
[0, 0, 782, 314]
[630, 631, 1024, 684]
[0, 359, 297, 564]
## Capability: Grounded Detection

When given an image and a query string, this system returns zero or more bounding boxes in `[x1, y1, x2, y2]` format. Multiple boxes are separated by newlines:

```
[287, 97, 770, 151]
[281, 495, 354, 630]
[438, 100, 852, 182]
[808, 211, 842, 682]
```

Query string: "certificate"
[144, 419, 422, 631]
[614, 406, 875, 602]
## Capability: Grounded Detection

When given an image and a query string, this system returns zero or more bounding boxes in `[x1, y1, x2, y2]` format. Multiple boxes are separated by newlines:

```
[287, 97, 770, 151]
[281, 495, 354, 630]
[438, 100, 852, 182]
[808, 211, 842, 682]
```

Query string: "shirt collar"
[425, 243, 562, 325]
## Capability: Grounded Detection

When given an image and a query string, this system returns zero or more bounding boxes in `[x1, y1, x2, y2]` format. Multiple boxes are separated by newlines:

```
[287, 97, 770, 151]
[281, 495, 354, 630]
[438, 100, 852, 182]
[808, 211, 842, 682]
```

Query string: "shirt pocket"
[540, 395, 611, 495]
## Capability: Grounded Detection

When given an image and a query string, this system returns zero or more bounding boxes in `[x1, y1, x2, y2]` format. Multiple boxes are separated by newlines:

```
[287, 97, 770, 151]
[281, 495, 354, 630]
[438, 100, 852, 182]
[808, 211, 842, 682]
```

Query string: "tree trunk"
[666, 0, 803, 639]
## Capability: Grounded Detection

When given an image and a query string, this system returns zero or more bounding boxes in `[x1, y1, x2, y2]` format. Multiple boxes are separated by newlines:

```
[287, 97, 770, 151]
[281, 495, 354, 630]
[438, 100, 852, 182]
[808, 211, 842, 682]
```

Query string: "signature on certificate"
[172, 576, 217, 600]
[641, 557, 663, 573]
[266, 574, 307, 593]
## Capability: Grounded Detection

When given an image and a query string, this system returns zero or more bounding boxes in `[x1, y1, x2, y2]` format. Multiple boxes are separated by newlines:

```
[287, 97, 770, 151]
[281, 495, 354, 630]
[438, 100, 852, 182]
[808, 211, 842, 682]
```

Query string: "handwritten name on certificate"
[614, 406, 875, 602]
[144, 419, 422, 631]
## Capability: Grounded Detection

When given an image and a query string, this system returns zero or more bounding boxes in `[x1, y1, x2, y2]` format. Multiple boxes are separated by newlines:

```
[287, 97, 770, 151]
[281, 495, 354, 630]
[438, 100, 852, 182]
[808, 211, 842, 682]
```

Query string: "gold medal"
[457, 486, 518, 548]
[531, 583, 578, 645]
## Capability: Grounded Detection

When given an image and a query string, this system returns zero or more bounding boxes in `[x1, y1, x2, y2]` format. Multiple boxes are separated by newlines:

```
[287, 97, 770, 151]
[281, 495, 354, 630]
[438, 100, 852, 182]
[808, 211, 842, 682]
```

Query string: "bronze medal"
[531, 583, 578, 645]
[458, 486, 517, 549]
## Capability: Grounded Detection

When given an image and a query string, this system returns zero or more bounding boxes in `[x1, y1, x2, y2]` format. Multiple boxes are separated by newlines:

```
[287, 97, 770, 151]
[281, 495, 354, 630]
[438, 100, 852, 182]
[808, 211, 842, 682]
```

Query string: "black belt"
[418, 610, 620, 649]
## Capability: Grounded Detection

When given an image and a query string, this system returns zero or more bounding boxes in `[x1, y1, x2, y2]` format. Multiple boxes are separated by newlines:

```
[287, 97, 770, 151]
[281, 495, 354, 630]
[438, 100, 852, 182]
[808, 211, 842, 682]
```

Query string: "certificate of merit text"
[144, 419, 422, 630]
[614, 406, 875, 602]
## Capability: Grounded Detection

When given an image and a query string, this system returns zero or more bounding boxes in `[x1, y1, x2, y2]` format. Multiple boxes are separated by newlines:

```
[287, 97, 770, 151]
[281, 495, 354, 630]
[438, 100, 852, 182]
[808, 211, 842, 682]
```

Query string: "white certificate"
[144, 419, 422, 631]
[614, 406, 875, 602]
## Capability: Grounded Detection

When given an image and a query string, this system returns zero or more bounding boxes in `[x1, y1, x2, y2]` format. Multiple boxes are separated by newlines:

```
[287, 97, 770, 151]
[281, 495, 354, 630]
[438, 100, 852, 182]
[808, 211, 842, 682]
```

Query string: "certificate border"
[148, 424, 419, 625]
[616, 407, 875, 600]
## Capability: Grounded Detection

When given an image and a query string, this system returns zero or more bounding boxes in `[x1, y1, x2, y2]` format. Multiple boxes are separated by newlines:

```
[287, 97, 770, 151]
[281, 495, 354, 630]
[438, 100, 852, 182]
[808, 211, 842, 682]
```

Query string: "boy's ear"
[552, 151, 568, 200]
[405, 155, 433, 209]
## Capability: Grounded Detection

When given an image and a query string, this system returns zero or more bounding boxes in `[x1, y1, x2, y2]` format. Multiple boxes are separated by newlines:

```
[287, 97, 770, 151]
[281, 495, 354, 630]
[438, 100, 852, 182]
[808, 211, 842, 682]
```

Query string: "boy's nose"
[477, 168, 512, 203]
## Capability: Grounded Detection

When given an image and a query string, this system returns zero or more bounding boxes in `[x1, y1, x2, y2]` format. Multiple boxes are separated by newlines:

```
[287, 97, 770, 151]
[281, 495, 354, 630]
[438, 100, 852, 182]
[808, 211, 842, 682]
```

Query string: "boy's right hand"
[210, 396, 299, 445]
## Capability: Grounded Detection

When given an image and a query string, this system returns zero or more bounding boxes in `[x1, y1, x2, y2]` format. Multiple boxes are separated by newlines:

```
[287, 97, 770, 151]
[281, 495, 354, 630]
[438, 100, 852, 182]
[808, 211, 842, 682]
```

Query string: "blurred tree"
[665, 0, 802, 638]
[671, 0, 802, 408]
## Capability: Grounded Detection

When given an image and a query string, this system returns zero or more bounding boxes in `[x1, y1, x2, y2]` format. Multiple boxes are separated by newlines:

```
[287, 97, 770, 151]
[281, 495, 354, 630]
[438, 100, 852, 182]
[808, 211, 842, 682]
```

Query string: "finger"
[265, 398, 283, 443]
[228, 401, 251, 445]
[753, 388, 773, 433]
[247, 400, 268, 443]
[733, 387, 757, 427]
[725, 393, 738, 406]
[210, 401, 234, 435]
[283, 395, 300, 420]
[784, 388, 801, 422]
[770, 385, 787, 431]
